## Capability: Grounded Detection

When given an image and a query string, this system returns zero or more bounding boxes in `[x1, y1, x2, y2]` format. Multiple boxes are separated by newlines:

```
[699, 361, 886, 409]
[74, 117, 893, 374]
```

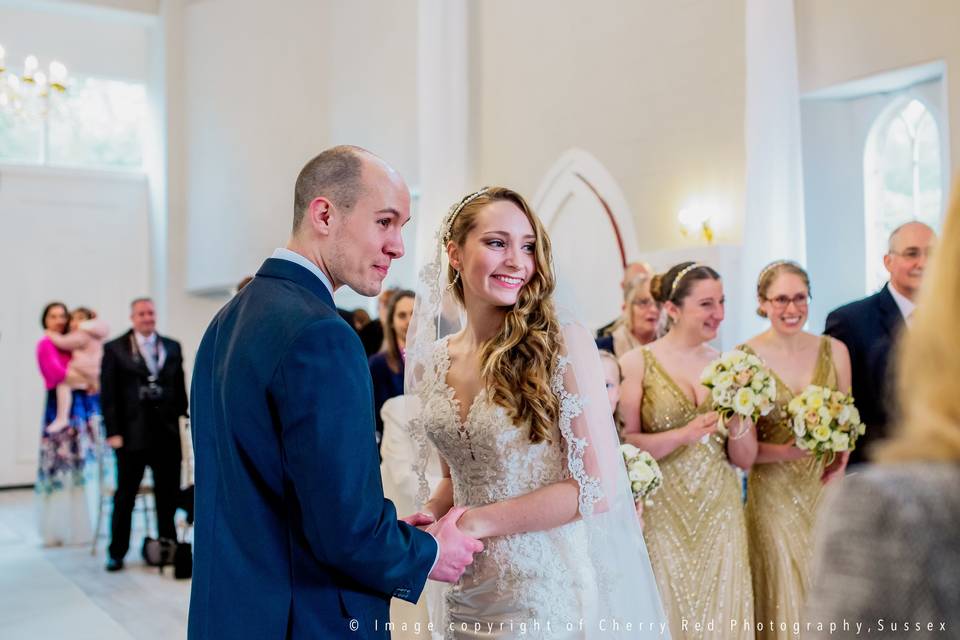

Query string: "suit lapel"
[876, 284, 905, 340]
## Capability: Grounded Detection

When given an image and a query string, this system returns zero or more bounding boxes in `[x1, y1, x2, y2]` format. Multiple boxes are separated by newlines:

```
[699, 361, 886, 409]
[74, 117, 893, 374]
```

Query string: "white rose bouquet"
[620, 443, 663, 506]
[700, 349, 776, 439]
[787, 385, 865, 461]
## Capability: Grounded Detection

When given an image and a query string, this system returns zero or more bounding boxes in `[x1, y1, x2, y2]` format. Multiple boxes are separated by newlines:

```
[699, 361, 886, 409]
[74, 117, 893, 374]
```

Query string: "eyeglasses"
[764, 294, 810, 309]
[889, 247, 934, 260]
[631, 297, 657, 309]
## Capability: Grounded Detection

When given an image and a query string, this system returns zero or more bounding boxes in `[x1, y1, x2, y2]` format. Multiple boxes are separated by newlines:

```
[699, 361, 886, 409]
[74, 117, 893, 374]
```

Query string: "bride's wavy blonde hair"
[875, 183, 960, 463]
[446, 187, 561, 444]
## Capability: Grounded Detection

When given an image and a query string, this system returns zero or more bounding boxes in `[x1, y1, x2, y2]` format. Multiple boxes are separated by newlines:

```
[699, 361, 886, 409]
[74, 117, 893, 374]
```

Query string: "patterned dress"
[639, 348, 754, 639]
[742, 338, 837, 638]
[35, 336, 97, 546]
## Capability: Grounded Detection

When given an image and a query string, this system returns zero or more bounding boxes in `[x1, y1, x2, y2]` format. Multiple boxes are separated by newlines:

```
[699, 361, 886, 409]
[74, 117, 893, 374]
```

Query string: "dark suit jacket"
[824, 284, 905, 465]
[188, 258, 436, 640]
[100, 329, 187, 453]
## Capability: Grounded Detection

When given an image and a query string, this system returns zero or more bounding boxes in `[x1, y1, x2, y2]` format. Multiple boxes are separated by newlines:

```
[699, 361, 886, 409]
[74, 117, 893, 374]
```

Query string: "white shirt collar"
[135, 331, 157, 345]
[887, 283, 915, 321]
[271, 248, 334, 297]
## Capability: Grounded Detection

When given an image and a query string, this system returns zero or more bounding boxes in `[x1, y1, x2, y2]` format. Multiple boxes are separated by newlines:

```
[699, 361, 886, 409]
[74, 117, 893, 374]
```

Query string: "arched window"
[863, 98, 943, 293]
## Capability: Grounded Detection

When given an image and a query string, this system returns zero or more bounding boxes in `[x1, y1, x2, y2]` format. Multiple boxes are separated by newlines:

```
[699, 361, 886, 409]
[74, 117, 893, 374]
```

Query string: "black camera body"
[139, 376, 165, 403]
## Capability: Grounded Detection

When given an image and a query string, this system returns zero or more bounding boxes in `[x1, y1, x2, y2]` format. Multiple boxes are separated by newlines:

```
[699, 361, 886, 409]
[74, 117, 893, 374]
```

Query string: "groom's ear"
[306, 197, 334, 236]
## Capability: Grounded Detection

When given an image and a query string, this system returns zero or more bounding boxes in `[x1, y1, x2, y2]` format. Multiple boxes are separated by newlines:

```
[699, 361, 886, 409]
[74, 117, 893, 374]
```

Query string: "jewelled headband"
[441, 187, 490, 244]
[669, 262, 701, 298]
[757, 260, 798, 287]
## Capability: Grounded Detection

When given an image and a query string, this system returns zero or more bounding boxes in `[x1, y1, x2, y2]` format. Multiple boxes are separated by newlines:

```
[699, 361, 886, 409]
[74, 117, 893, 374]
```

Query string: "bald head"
[888, 221, 935, 253]
[293, 145, 383, 233]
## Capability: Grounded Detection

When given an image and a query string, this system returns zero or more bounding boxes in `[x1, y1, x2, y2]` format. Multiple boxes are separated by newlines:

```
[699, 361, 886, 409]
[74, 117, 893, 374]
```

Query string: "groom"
[188, 146, 482, 639]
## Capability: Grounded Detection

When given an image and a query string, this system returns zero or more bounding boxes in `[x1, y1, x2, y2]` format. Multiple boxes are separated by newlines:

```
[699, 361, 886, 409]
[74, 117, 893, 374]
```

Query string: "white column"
[415, 0, 471, 272]
[738, 0, 807, 339]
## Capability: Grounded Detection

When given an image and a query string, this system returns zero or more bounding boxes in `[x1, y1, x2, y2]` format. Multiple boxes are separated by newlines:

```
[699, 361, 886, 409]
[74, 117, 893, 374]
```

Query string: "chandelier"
[0, 44, 70, 116]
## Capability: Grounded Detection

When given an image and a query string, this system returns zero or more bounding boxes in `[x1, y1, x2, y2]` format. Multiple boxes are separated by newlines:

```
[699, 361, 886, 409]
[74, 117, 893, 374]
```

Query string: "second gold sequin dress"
[742, 338, 838, 638]
[639, 348, 754, 638]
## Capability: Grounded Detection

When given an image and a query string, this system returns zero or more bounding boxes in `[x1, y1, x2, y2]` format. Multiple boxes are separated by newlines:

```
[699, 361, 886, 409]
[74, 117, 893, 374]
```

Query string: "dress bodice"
[740, 337, 838, 445]
[417, 337, 571, 508]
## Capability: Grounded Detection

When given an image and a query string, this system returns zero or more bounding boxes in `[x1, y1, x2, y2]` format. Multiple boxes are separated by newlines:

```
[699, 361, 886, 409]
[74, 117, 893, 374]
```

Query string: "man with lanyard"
[100, 297, 188, 571]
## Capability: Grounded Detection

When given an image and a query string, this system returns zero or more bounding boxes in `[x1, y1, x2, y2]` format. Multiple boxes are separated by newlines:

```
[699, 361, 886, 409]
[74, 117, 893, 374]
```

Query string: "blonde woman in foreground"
[804, 186, 960, 637]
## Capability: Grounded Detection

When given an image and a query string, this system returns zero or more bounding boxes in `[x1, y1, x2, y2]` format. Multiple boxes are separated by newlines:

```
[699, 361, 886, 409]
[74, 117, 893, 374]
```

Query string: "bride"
[406, 187, 669, 639]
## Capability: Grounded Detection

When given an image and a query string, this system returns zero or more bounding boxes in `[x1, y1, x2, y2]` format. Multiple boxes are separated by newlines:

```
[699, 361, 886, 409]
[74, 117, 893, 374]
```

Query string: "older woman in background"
[596, 273, 660, 357]
[804, 188, 960, 636]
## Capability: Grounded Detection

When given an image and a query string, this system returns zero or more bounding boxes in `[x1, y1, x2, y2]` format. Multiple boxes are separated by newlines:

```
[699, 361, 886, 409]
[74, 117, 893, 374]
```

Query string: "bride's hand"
[454, 507, 486, 539]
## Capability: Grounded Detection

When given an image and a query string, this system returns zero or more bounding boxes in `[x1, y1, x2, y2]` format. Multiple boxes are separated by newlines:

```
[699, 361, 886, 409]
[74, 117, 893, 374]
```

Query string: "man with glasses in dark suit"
[825, 221, 936, 466]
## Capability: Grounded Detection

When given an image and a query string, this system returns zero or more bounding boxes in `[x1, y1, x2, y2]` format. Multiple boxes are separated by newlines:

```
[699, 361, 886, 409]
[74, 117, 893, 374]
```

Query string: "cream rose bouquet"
[620, 443, 663, 506]
[787, 385, 865, 461]
[700, 349, 776, 439]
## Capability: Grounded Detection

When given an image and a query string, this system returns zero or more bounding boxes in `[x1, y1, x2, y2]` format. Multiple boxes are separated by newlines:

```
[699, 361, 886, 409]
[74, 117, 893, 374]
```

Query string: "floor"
[0, 488, 190, 640]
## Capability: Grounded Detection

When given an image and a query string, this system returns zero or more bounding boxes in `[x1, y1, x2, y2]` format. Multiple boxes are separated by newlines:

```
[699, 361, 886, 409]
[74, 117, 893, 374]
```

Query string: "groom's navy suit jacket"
[188, 258, 436, 639]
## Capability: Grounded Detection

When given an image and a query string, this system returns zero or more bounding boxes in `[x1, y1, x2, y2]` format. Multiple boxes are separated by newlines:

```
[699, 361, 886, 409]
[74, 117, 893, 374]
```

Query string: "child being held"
[45, 307, 109, 433]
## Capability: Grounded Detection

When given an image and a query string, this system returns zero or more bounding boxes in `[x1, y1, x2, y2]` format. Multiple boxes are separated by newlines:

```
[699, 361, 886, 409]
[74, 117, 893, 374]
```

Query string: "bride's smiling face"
[448, 200, 537, 309]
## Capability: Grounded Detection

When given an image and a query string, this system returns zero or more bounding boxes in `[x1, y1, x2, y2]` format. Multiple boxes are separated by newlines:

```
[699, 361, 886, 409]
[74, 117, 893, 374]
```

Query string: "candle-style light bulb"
[24, 54, 39, 81]
[0, 44, 7, 73]
[49, 60, 67, 91]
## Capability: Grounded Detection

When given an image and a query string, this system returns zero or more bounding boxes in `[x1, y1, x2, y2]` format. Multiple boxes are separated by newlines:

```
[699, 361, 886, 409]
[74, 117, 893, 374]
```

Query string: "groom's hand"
[425, 506, 484, 583]
[400, 512, 435, 527]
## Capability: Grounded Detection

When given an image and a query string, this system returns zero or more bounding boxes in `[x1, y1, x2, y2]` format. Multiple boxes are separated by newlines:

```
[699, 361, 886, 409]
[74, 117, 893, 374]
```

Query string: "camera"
[139, 376, 165, 403]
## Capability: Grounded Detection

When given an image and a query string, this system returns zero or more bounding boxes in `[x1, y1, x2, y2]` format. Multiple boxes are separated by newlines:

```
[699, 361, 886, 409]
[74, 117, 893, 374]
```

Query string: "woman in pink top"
[35, 302, 97, 547]
[44, 307, 109, 433]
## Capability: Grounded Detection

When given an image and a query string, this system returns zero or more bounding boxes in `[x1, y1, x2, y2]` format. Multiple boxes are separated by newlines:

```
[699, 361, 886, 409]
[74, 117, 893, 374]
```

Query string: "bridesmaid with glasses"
[739, 261, 853, 639]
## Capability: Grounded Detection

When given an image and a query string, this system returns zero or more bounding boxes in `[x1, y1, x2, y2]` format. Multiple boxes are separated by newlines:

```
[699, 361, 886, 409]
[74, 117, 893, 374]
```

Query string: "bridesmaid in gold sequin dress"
[741, 261, 852, 639]
[620, 262, 757, 639]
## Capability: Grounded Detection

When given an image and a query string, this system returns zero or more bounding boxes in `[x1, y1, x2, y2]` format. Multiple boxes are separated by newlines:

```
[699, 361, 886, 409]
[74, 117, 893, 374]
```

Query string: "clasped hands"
[401, 508, 483, 583]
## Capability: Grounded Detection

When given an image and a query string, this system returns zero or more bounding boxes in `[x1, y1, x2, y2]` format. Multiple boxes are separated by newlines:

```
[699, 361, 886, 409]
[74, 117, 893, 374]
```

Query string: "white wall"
[0, 4, 149, 82]
[182, 0, 419, 298]
[796, 0, 960, 171]
[471, 0, 747, 252]
[0, 166, 150, 486]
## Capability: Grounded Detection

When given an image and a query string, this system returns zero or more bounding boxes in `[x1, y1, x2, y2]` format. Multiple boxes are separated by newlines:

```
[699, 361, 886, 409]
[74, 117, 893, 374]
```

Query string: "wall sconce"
[678, 205, 715, 244]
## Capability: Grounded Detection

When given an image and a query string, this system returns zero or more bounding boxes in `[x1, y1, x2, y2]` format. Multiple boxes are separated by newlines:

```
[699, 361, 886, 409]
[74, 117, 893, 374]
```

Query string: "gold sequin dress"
[639, 348, 754, 638]
[742, 338, 837, 638]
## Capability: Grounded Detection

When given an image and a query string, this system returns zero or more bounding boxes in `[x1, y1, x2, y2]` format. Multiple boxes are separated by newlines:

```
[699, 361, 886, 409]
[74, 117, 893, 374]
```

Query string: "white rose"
[620, 443, 640, 459]
[715, 371, 735, 390]
[837, 404, 851, 425]
[700, 362, 719, 384]
[812, 424, 832, 442]
[831, 431, 850, 452]
[733, 387, 756, 416]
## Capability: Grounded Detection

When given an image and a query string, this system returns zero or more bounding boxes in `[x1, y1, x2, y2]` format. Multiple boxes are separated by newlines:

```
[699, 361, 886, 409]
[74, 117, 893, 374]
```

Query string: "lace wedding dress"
[408, 323, 670, 639]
